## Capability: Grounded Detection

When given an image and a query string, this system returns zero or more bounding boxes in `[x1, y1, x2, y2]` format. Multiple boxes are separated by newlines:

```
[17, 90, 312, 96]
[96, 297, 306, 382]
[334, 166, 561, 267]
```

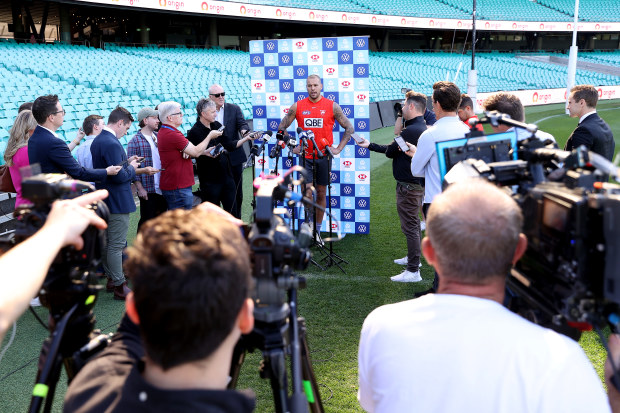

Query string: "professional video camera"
[229, 171, 324, 413]
[440, 112, 620, 341]
[1, 173, 111, 413]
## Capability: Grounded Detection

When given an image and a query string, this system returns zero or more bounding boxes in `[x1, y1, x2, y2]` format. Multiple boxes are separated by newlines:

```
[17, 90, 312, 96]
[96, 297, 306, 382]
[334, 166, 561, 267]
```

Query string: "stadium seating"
[217, 0, 619, 21]
[0, 42, 618, 162]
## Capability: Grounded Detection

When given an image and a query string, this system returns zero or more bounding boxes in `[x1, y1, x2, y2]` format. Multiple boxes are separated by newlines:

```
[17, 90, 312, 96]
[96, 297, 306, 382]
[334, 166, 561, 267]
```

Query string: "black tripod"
[245, 132, 271, 212]
[304, 143, 329, 271]
[228, 272, 324, 413]
[319, 148, 348, 273]
[28, 271, 109, 413]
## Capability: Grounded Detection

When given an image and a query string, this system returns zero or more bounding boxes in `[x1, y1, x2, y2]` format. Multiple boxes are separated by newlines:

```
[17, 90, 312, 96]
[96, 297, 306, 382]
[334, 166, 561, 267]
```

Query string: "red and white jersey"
[296, 96, 335, 159]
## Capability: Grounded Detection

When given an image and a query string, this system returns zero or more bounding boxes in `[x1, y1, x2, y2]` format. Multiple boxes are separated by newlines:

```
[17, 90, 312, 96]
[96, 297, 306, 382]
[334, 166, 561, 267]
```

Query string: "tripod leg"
[263, 349, 289, 413]
[228, 339, 247, 390]
[299, 318, 324, 413]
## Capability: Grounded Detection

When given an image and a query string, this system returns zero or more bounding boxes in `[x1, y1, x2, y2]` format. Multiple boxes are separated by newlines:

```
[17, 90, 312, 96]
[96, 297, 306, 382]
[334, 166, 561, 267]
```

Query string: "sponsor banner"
[251, 37, 370, 234]
[73, 0, 620, 32]
[475, 85, 620, 108]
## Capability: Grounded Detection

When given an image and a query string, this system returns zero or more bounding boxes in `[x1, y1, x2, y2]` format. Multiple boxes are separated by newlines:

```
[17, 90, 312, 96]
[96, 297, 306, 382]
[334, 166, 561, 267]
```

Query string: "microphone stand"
[308, 139, 330, 268]
[286, 141, 298, 234]
[319, 147, 348, 274]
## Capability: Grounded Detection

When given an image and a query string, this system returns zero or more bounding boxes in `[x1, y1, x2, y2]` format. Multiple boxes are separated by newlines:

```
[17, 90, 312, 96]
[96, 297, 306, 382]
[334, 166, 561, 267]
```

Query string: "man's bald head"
[426, 179, 523, 284]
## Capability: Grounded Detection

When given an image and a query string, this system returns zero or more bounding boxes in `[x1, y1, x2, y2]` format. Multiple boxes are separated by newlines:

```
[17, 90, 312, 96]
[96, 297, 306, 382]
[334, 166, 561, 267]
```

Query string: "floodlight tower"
[566, 0, 580, 114]
[467, 0, 478, 112]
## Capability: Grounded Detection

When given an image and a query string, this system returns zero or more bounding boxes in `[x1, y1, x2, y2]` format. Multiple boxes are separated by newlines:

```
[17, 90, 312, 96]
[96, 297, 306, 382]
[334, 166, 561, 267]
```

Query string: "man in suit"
[91, 107, 139, 301]
[28, 95, 120, 180]
[209, 84, 250, 219]
[565, 84, 615, 161]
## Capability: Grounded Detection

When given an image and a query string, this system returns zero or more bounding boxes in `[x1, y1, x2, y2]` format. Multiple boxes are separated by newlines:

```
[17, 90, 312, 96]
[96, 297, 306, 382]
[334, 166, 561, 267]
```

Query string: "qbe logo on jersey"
[250, 36, 370, 234]
[304, 118, 324, 128]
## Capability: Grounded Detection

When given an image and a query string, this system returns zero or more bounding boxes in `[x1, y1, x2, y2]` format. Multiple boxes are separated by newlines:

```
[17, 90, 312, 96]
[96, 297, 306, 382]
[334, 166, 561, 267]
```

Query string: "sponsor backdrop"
[72, 0, 620, 32]
[249, 36, 371, 235]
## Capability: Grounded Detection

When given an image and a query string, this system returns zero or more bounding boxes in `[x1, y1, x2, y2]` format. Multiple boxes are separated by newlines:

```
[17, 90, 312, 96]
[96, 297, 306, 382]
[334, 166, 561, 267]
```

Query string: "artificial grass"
[1, 99, 619, 412]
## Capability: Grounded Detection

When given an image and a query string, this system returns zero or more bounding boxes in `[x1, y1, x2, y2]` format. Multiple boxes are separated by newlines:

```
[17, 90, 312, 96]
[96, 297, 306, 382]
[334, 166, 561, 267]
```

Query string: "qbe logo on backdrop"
[250, 36, 369, 234]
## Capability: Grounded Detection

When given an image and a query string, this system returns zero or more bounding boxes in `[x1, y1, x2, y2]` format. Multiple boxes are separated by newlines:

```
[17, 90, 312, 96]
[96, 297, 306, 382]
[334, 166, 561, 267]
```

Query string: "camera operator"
[358, 179, 611, 413]
[64, 204, 255, 412]
[356, 91, 428, 283]
[0, 190, 109, 344]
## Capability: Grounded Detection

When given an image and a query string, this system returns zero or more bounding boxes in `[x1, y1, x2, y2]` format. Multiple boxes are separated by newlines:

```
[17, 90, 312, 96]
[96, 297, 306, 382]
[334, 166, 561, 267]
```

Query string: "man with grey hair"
[157, 101, 222, 210]
[208, 84, 250, 218]
[358, 179, 610, 413]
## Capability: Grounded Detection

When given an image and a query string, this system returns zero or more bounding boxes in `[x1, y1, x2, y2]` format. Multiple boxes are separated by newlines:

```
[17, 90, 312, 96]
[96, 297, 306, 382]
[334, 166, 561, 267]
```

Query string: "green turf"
[1, 99, 619, 412]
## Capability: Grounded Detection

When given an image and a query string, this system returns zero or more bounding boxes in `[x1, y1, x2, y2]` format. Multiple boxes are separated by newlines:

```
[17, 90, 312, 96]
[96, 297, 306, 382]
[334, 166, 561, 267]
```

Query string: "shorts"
[300, 157, 329, 187]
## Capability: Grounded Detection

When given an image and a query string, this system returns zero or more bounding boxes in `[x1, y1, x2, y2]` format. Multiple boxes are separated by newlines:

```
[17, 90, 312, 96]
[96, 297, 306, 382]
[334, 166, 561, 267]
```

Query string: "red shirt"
[157, 124, 194, 190]
[296, 97, 335, 159]
[464, 115, 484, 132]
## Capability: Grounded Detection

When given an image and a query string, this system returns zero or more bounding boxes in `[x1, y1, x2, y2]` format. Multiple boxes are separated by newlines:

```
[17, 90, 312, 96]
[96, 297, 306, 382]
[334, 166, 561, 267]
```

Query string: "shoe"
[314, 232, 325, 247]
[391, 270, 423, 283]
[393, 256, 423, 268]
[421, 221, 426, 231]
[30, 297, 41, 307]
[113, 282, 132, 301]
[106, 278, 114, 292]
[394, 256, 408, 265]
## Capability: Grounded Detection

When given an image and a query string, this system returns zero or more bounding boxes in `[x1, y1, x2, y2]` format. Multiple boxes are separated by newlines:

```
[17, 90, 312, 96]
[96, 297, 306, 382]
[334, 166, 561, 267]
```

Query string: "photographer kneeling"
[0, 190, 109, 344]
[64, 205, 255, 412]
[358, 179, 612, 413]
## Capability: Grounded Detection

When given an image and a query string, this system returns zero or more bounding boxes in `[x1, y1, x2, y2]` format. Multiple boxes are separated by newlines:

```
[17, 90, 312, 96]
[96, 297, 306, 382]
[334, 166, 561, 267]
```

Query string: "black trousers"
[231, 163, 243, 219]
[200, 176, 236, 215]
[137, 193, 168, 231]
[422, 202, 439, 292]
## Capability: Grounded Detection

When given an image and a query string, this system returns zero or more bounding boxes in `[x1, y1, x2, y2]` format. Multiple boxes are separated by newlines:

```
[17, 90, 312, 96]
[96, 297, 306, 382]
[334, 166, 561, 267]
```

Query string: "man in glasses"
[28, 95, 121, 181]
[208, 84, 250, 219]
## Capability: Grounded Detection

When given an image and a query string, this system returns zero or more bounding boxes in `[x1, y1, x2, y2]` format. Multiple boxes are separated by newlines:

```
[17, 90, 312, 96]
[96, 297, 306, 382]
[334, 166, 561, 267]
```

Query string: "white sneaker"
[420, 221, 426, 231]
[390, 270, 422, 283]
[314, 232, 325, 247]
[393, 256, 408, 265]
[30, 297, 41, 307]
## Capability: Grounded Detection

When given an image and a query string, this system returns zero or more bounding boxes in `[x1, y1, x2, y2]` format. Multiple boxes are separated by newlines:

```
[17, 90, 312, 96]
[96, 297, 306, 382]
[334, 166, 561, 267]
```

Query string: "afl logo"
[342, 81, 350, 87]
[310, 55, 320, 62]
[358, 174, 367, 180]
[343, 161, 352, 167]
[201, 2, 207, 10]
[326, 68, 335, 74]
[296, 41, 304, 47]
[254, 82, 263, 88]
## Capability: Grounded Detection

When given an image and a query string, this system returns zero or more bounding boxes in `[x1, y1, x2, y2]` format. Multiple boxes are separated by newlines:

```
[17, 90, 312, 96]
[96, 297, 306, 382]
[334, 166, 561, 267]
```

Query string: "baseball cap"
[138, 107, 158, 123]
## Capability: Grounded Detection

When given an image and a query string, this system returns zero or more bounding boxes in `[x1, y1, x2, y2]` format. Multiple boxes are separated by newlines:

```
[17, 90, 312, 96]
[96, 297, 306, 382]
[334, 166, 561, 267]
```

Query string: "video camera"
[440, 113, 620, 340]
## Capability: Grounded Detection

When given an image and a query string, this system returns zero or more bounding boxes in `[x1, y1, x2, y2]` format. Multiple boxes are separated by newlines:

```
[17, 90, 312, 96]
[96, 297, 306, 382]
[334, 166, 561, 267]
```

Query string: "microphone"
[296, 127, 308, 141]
[306, 130, 324, 159]
[324, 145, 335, 158]
[249, 131, 273, 157]
[269, 143, 282, 159]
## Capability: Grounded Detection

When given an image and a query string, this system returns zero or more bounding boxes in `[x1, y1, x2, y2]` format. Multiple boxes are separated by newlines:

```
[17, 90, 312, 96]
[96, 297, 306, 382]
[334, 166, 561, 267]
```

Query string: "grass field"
[1, 99, 619, 412]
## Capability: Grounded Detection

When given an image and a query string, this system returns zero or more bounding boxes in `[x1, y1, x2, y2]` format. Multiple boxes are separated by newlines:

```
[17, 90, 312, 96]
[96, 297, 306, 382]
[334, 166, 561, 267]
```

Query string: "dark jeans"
[396, 182, 424, 272]
[137, 192, 168, 231]
[162, 186, 193, 210]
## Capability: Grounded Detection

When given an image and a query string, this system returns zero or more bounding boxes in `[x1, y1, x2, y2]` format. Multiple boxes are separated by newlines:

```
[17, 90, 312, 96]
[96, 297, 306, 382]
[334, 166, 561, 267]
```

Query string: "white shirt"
[513, 127, 556, 143]
[358, 294, 610, 413]
[410, 115, 469, 203]
[75, 135, 97, 168]
[216, 105, 225, 125]
[143, 131, 162, 194]
[102, 125, 117, 138]
[579, 110, 597, 124]
[40, 125, 59, 139]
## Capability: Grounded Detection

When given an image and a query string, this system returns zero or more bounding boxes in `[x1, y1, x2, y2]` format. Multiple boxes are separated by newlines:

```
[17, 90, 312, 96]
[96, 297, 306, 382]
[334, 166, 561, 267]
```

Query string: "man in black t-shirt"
[64, 205, 256, 412]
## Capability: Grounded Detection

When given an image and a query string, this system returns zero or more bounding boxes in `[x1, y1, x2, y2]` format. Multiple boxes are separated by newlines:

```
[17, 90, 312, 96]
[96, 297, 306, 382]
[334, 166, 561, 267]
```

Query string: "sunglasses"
[210, 92, 225, 98]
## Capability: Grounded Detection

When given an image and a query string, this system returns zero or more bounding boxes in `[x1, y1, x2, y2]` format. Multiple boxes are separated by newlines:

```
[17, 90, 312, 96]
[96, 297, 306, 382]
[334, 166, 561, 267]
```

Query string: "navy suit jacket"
[564, 113, 615, 161]
[90, 130, 137, 214]
[223, 102, 250, 166]
[27, 125, 107, 182]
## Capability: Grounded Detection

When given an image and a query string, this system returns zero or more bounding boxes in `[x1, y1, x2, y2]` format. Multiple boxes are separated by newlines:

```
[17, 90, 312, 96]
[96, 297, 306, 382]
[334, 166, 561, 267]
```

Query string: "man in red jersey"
[278, 75, 354, 241]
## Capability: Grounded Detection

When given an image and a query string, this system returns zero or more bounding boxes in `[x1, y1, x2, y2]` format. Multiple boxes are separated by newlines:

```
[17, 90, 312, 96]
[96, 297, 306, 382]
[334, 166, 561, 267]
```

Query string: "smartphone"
[394, 136, 409, 152]
[352, 133, 365, 144]
[217, 125, 226, 132]
[209, 144, 224, 156]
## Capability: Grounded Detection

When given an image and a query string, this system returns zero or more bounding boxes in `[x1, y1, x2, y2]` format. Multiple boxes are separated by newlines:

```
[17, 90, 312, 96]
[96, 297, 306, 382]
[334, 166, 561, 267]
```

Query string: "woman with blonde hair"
[3, 110, 37, 207]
